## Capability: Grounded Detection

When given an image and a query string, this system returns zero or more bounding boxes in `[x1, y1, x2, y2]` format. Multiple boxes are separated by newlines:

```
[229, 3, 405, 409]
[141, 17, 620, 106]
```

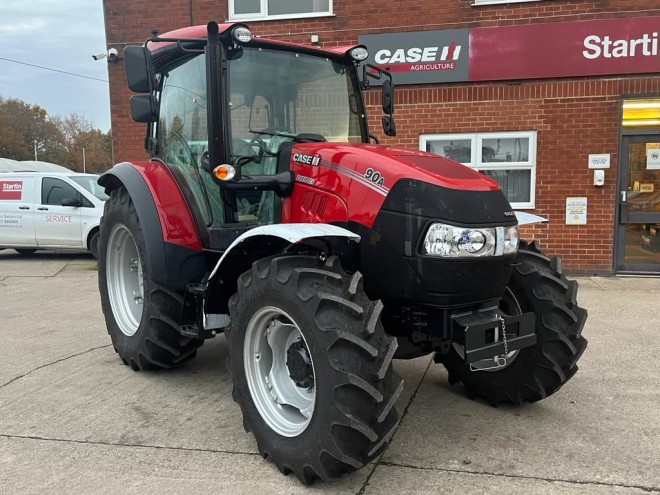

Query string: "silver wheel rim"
[106, 224, 144, 337]
[244, 306, 316, 437]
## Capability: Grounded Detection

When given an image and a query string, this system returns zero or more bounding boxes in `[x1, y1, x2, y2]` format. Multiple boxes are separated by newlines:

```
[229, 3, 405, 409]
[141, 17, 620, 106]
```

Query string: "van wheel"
[89, 231, 100, 259]
[98, 187, 203, 370]
[16, 249, 37, 256]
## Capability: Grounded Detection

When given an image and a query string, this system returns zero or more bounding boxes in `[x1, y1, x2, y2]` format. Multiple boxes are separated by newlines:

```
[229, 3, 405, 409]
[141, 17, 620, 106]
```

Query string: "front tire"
[88, 230, 100, 259]
[98, 187, 203, 370]
[440, 240, 588, 405]
[227, 255, 403, 484]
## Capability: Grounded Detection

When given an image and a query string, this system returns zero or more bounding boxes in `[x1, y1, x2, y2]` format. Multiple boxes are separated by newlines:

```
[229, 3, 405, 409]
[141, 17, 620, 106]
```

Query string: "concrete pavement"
[0, 249, 658, 494]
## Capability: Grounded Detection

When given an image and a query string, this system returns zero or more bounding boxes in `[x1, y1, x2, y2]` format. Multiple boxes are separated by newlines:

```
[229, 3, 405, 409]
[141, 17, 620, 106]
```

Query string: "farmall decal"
[0, 181, 23, 200]
[359, 29, 469, 85]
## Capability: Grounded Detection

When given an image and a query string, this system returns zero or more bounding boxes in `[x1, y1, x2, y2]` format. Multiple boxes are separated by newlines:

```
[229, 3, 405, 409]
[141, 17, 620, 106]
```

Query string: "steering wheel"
[247, 127, 293, 159]
[245, 133, 272, 162]
[163, 129, 197, 168]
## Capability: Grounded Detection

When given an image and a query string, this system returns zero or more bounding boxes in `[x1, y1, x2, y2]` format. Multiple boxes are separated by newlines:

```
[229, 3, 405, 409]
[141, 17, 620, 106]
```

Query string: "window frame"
[228, 0, 333, 21]
[419, 130, 537, 210]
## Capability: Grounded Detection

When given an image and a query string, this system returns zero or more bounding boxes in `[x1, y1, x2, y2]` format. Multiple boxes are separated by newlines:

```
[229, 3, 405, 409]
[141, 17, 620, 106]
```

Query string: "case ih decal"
[0, 181, 23, 200]
[293, 153, 321, 166]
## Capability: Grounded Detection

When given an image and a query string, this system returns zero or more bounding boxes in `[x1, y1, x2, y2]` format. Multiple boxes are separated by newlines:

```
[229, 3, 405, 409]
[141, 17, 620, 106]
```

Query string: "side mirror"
[61, 197, 82, 207]
[124, 45, 153, 93]
[130, 94, 158, 123]
[382, 79, 394, 115]
[382, 115, 396, 137]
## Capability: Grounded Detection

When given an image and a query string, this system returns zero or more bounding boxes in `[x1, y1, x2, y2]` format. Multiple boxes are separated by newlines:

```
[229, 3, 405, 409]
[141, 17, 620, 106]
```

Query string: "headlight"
[422, 223, 518, 257]
[349, 46, 369, 61]
[504, 225, 519, 254]
[232, 26, 253, 44]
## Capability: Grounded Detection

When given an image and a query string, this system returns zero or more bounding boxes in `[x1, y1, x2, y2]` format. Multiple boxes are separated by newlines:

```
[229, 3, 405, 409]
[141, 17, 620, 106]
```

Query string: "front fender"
[205, 223, 360, 314]
[515, 211, 548, 226]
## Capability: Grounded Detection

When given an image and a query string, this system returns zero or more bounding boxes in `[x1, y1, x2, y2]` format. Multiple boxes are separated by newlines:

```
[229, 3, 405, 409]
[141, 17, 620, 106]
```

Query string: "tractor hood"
[288, 142, 500, 193]
[284, 142, 514, 228]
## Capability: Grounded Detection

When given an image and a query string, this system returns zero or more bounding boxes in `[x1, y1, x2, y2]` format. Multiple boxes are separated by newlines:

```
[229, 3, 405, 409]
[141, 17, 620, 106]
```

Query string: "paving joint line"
[356, 355, 434, 495]
[0, 344, 112, 389]
[0, 433, 260, 457]
[378, 460, 660, 493]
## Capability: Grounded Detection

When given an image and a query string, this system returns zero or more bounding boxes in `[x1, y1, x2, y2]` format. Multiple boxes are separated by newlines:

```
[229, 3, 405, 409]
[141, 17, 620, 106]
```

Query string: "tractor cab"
[124, 22, 392, 239]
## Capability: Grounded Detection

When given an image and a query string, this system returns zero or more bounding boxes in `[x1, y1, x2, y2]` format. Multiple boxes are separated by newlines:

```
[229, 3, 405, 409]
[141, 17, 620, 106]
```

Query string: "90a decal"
[364, 168, 385, 186]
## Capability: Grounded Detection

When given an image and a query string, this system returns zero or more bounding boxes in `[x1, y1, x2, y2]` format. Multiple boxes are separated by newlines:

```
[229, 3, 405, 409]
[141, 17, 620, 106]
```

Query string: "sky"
[0, 0, 111, 131]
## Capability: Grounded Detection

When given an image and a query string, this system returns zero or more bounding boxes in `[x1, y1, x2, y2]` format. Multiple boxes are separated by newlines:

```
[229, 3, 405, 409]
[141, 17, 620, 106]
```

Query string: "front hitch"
[451, 307, 536, 365]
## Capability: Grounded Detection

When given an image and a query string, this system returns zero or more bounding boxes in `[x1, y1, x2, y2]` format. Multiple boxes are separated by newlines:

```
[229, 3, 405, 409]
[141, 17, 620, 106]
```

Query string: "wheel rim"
[244, 306, 316, 437]
[106, 224, 144, 337]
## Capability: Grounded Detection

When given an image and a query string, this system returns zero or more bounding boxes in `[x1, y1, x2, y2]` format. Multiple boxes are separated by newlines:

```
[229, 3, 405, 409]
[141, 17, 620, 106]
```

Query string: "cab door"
[34, 177, 83, 247]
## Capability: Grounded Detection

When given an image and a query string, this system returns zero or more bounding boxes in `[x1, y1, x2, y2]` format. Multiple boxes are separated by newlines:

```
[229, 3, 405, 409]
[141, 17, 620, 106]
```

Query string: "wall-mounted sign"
[647, 149, 660, 170]
[359, 29, 469, 85]
[359, 16, 660, 86]
[588, 154, 611, 169]
[566, 197, 588, 225]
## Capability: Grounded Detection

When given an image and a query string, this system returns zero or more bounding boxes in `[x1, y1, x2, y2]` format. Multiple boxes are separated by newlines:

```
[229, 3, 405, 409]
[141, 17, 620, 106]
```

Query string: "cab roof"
[148, 23, 362, 62]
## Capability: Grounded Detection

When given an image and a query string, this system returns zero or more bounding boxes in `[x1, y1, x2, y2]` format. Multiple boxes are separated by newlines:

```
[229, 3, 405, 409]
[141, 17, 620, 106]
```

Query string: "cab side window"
[42, 178, 80, 206]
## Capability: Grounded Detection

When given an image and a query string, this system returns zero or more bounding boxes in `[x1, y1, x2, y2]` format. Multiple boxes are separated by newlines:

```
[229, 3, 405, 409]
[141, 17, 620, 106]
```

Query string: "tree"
[0, 105, 26, 158]
[0, 96, 112, 171]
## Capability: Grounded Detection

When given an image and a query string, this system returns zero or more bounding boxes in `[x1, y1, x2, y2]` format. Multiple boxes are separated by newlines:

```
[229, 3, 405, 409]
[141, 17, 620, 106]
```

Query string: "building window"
[229, 0, 332, 21]
[472, 0, 542, 6]
[420, 131, 537, 209]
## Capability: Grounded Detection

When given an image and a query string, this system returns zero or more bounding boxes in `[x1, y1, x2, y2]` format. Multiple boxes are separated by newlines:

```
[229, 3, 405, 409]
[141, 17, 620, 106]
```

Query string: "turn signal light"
[213, 164, 236, 181]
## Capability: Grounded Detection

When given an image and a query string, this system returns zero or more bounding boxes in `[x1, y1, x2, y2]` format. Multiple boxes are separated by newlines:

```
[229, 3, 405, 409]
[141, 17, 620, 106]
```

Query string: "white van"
[0, 172, 107, 258]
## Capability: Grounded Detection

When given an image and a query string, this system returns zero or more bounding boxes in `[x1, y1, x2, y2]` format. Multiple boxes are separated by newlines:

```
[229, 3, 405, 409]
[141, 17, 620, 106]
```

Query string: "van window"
[41, 178, 81, 206]
[70, 176, 109, 201]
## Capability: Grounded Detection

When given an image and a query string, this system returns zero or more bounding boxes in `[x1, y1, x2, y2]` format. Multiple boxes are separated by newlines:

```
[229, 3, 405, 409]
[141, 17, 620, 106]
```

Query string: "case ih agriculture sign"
[360, 29, 470, 84]
[359, 16, 660, 85]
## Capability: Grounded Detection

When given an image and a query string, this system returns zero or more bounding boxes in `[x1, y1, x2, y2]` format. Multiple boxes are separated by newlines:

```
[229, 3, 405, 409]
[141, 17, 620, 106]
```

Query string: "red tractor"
[98, 22, 587, 484]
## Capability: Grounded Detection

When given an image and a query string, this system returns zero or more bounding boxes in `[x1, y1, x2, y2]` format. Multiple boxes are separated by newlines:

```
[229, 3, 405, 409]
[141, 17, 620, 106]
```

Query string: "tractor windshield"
[228, 47, 364, 159]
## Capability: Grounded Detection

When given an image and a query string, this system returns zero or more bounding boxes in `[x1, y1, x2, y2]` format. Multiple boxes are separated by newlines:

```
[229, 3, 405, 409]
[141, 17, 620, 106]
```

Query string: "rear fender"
[98, 162, 206, 290]
[205, 223, 360, 314]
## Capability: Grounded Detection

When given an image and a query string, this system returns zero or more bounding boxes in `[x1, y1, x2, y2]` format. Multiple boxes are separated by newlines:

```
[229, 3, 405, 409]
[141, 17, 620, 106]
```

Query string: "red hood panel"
[293, 143, 498, 192]
[283, 143, 501, 228]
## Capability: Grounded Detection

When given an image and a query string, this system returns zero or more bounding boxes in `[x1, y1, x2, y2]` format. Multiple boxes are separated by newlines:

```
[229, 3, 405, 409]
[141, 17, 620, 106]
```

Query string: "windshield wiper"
[251, 130, 326, 143]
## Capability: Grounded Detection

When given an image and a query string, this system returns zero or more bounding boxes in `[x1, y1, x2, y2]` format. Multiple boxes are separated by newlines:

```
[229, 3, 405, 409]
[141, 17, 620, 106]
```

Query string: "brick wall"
[103, 0, 660, 273]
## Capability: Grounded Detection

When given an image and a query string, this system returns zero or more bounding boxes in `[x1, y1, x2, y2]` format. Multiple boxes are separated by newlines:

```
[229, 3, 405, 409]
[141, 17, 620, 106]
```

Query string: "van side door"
[34, 177, 83, 247]
[0, 176, 36, 246]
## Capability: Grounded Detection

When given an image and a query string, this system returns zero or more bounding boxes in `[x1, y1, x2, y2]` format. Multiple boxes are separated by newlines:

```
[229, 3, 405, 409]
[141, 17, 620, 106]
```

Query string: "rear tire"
[440, 240, 588, 405]
[227, 255, 403, 484]
[98, 187, 203, 371]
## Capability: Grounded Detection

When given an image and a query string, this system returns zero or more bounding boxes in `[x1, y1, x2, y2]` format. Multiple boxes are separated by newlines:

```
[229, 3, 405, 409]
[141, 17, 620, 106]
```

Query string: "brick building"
[103, 0, 660, 274]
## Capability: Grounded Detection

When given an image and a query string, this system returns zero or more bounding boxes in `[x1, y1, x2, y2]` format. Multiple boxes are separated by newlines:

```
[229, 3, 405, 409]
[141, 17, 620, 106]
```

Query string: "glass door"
[615, 132, 660, 273]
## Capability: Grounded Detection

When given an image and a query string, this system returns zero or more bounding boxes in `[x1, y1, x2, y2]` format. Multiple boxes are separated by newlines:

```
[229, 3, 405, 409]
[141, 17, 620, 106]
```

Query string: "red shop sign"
[469, 17, 660, 81]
